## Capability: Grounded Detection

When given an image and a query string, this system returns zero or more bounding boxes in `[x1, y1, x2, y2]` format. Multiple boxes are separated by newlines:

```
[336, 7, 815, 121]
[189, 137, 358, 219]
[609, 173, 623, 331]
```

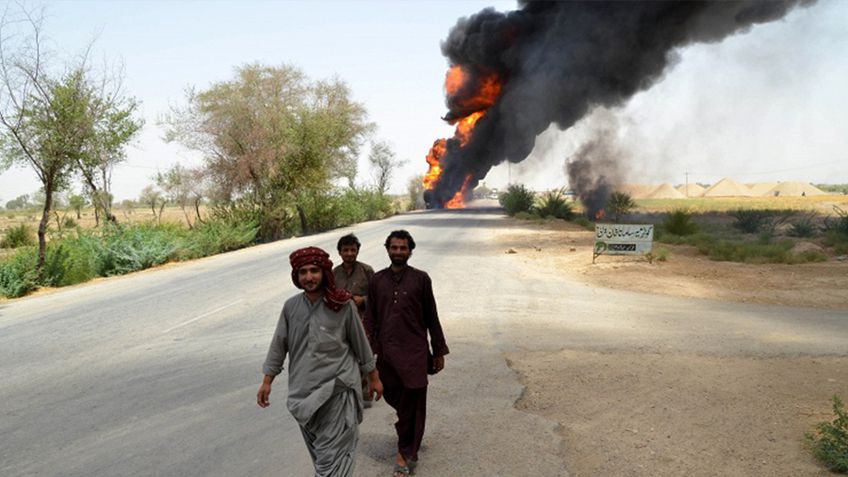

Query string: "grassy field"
[0, 206, 200, 258]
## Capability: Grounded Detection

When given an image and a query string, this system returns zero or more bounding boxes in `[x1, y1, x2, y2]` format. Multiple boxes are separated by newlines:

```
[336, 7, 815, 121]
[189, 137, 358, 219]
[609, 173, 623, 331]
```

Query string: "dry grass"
[0, 206, 203, 245]
[636, 195, 848, 214]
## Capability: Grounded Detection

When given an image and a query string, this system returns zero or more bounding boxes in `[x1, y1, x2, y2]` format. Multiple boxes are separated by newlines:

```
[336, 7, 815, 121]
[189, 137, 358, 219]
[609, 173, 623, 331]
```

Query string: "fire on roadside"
[423, 66, 503, 208]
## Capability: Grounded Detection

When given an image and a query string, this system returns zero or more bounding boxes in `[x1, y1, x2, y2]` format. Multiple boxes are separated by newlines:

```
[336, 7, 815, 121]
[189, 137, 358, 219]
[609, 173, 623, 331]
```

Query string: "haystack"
[765, 181, 827, 197]
[647, 183, 686, 199]
[702, 178, 754, 197]
[617, 183, 657, 199]
[676, 183, 706, 197]
[747, 182, 779, 196]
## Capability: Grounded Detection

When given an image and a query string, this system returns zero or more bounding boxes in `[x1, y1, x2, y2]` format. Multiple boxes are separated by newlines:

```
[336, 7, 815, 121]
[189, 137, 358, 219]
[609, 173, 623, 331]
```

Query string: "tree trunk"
[181, 204, 193, 229]
[157, 201, 166, 225]
[36, 185, 53, 278]
[296, 204, 308, 235]
[193, 198, 204, 225]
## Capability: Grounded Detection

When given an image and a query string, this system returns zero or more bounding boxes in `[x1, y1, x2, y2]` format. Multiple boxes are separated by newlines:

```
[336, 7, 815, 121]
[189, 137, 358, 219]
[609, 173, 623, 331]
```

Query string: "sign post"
[593, 224, 654, 263]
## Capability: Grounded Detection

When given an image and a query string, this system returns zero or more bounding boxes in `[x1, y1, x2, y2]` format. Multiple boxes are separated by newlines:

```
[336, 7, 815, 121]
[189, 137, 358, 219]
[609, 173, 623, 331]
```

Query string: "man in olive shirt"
[333, 233, 375, 406]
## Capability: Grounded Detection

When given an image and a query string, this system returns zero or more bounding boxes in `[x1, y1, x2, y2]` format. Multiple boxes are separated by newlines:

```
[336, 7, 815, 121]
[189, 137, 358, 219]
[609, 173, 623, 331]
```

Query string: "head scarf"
[289, 246, 352, 312]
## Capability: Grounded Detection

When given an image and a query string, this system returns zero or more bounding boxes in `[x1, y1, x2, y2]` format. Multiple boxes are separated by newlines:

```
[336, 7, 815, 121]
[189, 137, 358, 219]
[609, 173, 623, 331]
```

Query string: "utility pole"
[685, 170, 689, 198]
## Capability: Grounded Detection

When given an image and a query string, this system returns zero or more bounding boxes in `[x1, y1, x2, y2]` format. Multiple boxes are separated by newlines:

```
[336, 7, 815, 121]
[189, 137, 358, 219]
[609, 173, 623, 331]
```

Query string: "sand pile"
[747, 182, 779, 196]
[766, 182, 827, 197]
[676, 183, 706, 197]
[647, 183, 686, 199]
[702, 178, 754, 197]
[617, 184, 657, 199]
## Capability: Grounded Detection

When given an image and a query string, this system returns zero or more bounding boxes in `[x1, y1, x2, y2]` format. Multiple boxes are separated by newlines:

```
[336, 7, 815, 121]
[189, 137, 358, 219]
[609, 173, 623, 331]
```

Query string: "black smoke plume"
[427, 0, 815, 208]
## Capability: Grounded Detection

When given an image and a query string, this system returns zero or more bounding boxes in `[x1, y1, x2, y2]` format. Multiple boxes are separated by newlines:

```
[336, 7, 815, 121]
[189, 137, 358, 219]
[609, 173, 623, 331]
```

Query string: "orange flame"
[445, 175, 474, 209]
[445, 66, 466, 96]
[456, 111, 486, 147]
[595, 208, 606, 221]
[424, 65, 504, 209]
[423, 139, 446, 191]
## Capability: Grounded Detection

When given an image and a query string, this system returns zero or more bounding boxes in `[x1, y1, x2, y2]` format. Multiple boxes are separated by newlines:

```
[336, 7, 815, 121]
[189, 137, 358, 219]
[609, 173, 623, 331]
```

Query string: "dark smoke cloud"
[429, 0, 815, 207]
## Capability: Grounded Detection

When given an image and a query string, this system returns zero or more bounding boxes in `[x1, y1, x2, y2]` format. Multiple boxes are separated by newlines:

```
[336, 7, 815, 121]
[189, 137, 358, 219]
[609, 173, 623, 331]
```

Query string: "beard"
[390, 255, 408, 267]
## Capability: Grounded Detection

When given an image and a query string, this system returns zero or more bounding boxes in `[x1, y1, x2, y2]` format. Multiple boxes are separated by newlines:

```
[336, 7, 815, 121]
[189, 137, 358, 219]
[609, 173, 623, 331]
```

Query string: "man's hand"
[433, 355, 445, 373]
[368, 369, 383, 401]
[352, 295, 365, 307]
[257, 376, 274, 408]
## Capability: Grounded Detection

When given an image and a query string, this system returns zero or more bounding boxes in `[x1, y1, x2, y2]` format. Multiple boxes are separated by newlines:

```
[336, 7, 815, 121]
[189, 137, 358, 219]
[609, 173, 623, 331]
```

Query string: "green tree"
[139, 184, 165, 224]
[72, 80, 143, 225]
[607, 191, 636, 223]
[68, 194, 87, 219]
[368, 140, 406, 196]
[407, 174, 425, 210]
[5, 194, 31, 210]
[163, 63, 372, 239]
[0, 7, 141, 273]
[0, 63, 92, 273]
[156, 164, 206, 228]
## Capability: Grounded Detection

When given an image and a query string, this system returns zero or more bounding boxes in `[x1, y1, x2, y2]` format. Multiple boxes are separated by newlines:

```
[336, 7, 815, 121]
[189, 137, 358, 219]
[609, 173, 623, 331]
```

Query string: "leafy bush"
[181, 217, 259, 259]
[662, 209, 699, 236]
[823, 205, 848, 237]
[823, 231, 848, 255]
[730, 209, 794, 234]
[0, 247, 39, 298]
[607, 191, 636, 222]
[730, 209, 773, 233]
[1, 224, 36, 248]
[536, 189, 574, 220]
[806, 395, 848, 473]
[88, 223, 181, 276]
[499, 184, 535, 216]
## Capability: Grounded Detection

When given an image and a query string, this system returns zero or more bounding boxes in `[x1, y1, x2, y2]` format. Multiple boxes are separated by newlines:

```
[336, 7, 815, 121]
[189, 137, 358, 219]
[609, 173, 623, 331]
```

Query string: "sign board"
[593, 224, 654, 262]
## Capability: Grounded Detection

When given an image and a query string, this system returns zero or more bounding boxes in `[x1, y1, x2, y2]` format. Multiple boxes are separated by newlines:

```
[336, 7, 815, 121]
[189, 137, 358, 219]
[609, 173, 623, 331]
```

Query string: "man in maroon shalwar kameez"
[365, 230, 449, 477]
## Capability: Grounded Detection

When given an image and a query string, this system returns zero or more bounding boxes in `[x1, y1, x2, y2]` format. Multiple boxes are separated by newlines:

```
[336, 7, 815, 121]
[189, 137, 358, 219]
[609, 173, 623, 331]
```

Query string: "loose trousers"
[379, 361, 428, 461]
[299, 389, 360, 477]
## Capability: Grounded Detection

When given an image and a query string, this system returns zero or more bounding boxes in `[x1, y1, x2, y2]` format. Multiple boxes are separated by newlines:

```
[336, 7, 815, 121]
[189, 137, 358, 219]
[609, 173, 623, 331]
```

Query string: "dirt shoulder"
[496, 218, 848, 476]
[500, 218, 848, 310]
[508, 350, 848, 477]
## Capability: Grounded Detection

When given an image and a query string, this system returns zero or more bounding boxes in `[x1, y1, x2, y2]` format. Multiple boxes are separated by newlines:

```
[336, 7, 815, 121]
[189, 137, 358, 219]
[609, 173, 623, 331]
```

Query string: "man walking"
[332, 233, 376, 406]
[258, 246, 383, 477]
[365, 230, 449, 477]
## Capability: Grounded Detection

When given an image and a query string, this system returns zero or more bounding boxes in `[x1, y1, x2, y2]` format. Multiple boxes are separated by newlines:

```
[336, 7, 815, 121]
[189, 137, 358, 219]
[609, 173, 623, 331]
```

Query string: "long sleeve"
[262, 307, 288, 376]
[422, 274, 449, 357]
[345, 303, 376, 375]
[364, 280, 380, 354]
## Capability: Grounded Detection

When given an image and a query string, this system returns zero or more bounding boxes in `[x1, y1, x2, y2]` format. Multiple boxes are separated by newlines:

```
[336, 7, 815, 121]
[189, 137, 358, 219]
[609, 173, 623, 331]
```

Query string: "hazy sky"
[0, 0, 846, 203]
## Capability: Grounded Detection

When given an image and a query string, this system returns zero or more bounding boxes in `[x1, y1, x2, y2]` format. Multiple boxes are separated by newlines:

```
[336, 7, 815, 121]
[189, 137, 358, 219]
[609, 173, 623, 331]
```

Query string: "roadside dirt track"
[497, 218, 848, 476]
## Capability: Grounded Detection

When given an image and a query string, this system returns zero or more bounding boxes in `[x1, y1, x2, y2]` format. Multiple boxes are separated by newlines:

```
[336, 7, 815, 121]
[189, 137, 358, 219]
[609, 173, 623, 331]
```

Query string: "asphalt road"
[1, 209, 846, 476]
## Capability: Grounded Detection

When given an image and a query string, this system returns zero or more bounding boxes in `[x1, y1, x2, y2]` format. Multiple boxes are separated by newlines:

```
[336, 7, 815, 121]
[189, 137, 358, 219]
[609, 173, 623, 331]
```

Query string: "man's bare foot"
[392, 453, 410, 476]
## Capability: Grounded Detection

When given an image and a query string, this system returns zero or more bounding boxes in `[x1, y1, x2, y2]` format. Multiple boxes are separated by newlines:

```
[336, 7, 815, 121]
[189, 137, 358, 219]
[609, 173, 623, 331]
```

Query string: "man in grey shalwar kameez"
[258, 246, 383, 477]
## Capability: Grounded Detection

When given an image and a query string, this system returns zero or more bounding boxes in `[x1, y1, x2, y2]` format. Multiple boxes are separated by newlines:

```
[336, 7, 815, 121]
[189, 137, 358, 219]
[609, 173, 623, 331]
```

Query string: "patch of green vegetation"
[806, 395, 848, 473]
[1, 223, 36, 248]
[499, 184, 535, 216]
[662, 209, 698, 236]
[536, 189, 575, 220]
